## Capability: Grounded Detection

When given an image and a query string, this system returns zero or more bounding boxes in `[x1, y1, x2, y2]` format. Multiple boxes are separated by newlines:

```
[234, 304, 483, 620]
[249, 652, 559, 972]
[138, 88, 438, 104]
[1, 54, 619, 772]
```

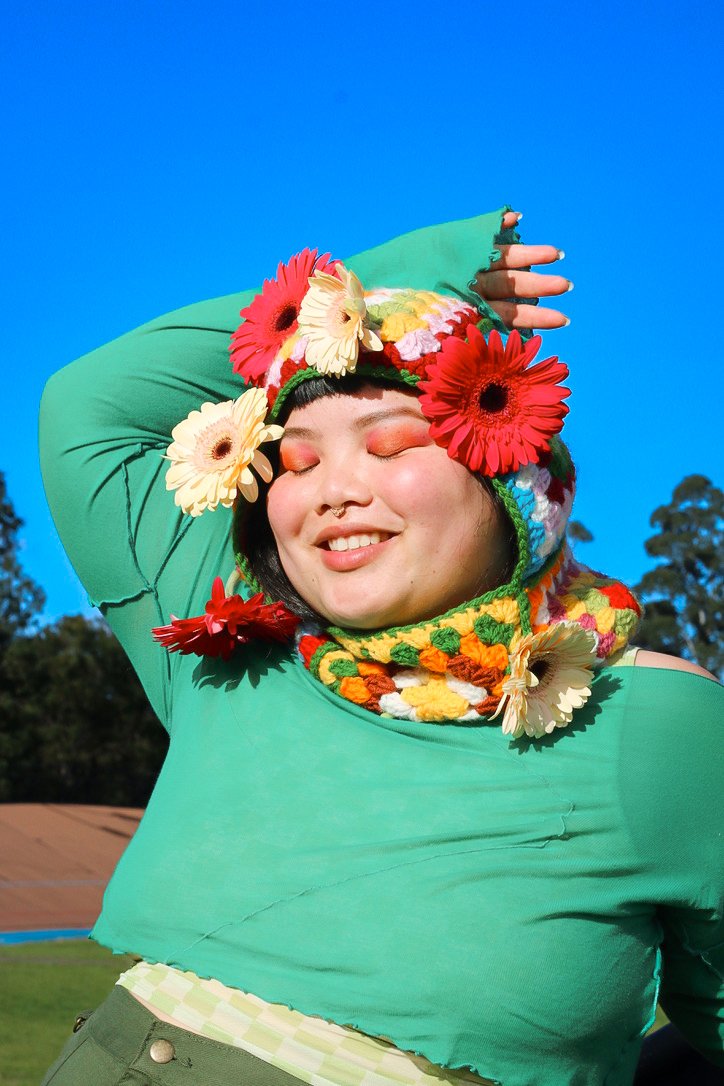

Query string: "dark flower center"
[529, 658, 551, 683]
[274, 304, 298, 333]
[479, 382, 508, 413]
[212, 438, 233, 460]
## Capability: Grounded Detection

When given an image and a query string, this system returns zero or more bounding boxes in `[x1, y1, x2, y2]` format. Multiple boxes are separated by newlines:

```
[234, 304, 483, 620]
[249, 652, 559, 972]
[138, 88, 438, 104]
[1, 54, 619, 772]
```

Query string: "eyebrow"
[282, 406, 426, 440]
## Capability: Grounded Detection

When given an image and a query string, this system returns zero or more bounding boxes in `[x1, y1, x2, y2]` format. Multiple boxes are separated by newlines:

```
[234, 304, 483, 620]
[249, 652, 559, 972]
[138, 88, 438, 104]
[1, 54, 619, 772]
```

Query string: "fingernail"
[515, 212, 523, 222]
[563, 317, 571, 326]
[557, 249, 566, 260]
[566, 282, 574, 292]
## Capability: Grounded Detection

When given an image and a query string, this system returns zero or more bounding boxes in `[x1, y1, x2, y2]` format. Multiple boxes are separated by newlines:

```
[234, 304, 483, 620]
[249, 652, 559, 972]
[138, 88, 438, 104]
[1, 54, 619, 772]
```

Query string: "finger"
[474, 269, 572, 300]
[487, 301, 570, 330]
[500, 211, 520, 230]
[493, 244, 563, 270]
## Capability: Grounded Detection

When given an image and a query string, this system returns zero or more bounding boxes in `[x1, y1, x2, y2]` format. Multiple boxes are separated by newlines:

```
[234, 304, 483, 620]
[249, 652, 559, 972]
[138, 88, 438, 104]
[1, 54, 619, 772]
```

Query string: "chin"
[323, 610, 390, 631]
[318, 598, 399, 631]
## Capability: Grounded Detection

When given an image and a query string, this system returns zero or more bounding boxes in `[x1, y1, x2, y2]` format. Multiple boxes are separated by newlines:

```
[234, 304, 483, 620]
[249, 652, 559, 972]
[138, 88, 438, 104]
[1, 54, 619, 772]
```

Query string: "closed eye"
[279, 445, 319, 475]
[367, 424, 433, 459]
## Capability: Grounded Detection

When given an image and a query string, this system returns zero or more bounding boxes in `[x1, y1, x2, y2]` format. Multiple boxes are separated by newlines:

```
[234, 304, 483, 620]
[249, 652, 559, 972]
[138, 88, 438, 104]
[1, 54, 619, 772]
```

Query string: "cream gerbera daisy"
[296, 263, 383, 376]
[164, 388, 283, 516]
[494, 622, 597, 739]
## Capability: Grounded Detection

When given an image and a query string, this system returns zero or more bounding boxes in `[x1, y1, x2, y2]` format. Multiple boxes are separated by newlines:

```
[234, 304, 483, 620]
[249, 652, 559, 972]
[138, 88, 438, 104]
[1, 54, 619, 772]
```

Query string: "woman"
[39, 208, 722, 1085]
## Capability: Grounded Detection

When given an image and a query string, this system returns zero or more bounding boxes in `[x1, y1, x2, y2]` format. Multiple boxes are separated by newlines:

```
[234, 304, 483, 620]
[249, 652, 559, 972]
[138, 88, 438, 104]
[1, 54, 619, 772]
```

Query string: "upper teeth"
[328, 532, 389, 552]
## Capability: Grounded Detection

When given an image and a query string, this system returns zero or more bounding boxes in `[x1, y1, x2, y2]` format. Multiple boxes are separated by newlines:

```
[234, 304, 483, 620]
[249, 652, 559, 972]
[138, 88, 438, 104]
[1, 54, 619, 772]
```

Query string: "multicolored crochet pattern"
[260, 288, 482, 415]
[294, 548, 641, 723]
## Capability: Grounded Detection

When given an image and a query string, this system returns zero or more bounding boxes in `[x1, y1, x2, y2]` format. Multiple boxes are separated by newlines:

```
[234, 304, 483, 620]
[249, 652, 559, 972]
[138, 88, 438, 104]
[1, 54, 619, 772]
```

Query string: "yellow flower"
[493, 622, 597, 739]
[297, 264, 383, 375]
[164, 388, 283, 516]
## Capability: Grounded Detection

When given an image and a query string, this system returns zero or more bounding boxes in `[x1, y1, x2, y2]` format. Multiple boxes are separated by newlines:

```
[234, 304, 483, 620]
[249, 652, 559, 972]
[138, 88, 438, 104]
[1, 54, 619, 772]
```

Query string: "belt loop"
[72, 1009, 93, 1033]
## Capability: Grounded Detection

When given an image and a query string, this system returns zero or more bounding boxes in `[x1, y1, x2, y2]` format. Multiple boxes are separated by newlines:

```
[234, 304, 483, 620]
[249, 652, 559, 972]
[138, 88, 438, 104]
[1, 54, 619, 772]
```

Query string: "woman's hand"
[473, 210, 571, 330]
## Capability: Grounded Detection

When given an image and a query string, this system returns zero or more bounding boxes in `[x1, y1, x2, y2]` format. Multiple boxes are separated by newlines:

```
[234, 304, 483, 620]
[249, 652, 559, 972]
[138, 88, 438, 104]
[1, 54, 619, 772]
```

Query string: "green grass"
[0, 940, 135, 1086]
[0, 940, 669, 1086]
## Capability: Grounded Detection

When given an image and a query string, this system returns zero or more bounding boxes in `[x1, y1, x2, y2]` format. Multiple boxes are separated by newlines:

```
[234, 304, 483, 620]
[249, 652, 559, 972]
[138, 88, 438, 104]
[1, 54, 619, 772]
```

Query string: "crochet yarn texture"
[294, 548, 641, 723]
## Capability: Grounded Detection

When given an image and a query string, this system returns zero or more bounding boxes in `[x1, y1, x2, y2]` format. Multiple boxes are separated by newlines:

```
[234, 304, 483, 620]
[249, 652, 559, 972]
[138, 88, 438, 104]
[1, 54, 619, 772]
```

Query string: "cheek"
[385, 456, 481, 525]
[266, 478, 305, 547]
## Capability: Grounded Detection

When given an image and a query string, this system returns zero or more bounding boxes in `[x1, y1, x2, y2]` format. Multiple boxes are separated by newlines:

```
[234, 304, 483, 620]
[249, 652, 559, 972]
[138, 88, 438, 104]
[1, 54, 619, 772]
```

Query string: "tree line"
[0, 474, 167, 805]
[0, 472, 721, 806]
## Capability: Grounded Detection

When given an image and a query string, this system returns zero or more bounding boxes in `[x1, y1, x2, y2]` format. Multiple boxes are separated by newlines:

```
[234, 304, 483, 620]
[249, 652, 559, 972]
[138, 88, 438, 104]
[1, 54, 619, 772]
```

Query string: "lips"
[314, 523, 398, 548]
[317, 530, 396, 572]
[327, 531, 391, 553]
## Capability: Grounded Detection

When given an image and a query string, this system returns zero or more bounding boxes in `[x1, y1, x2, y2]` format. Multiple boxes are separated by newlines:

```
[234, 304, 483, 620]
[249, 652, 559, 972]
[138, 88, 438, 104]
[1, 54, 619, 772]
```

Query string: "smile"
[326, 532, 391, 553]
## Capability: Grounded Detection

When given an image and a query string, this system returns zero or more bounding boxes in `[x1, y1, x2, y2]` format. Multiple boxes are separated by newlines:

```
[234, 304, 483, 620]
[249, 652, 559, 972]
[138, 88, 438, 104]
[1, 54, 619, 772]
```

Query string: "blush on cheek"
[385, 460, 434, 500]
[266, 480, 295, 542]
[395, 450, 455, 493]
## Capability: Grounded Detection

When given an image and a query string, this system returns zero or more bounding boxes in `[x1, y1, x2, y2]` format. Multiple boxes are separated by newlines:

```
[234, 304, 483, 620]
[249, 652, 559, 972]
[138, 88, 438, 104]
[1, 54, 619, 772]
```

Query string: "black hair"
[238, 376, 518, 626]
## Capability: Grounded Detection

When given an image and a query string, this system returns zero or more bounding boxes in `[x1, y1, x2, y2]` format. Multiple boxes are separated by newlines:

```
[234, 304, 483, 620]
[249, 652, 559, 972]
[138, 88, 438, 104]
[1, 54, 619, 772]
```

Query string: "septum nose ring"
[330, 506, 345, 518]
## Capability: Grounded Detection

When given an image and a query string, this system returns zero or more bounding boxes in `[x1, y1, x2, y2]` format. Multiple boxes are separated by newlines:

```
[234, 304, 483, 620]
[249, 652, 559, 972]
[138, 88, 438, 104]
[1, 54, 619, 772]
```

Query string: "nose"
[314, 453, 373, 516]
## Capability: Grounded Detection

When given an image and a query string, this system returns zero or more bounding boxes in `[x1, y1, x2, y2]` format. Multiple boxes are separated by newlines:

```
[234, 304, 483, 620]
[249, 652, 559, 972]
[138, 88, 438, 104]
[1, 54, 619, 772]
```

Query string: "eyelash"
[285, 450, 400, 473]
[369, 447, 405, 460]
[285, 463, 318, 476]
[370, 435, 431, 459]
[282, 439, 422, 473]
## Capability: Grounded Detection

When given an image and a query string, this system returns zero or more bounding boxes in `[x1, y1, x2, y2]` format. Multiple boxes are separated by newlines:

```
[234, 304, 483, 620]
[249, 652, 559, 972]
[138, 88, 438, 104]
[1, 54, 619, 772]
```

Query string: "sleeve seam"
[121, 458, 173, 729]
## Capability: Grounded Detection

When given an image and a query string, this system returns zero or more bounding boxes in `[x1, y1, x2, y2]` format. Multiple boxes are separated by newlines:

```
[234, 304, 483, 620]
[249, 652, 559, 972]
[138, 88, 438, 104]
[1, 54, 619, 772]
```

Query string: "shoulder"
[634, 649, 719, 683]
[609, 651, 722, 867]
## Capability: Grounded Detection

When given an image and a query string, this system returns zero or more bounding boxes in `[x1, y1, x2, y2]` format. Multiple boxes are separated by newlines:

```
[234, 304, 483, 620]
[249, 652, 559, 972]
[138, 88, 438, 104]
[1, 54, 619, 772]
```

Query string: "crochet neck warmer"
[295, 545, 641, 726]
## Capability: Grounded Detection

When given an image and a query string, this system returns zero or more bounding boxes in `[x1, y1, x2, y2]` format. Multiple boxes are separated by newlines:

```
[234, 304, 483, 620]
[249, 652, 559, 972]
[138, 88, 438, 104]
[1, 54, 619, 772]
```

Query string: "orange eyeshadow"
[280, 444, 318, 473]
[366, 423, 432, 457]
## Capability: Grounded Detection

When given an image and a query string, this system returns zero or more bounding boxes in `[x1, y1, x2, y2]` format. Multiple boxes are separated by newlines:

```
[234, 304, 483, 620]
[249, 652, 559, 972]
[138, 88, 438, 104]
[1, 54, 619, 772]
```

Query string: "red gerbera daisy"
[417, 327, 570, 477]
[152, 577, 299, 661]
[230, 249, 337, 382]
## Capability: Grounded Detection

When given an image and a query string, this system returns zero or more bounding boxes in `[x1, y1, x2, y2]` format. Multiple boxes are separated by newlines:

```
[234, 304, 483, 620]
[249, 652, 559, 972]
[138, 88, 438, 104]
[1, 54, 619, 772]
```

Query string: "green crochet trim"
[389, 642, 421, 667]
[491, 477, 532, 588]
[473, 614, 515, 644]
[269, 362, 420, 421]
[327, 656, 359, 679]
[548, 437, 573, 481]
[430, 626, 461, 655]
[235, 551, 264, 596]
[309, 642, 334, 678]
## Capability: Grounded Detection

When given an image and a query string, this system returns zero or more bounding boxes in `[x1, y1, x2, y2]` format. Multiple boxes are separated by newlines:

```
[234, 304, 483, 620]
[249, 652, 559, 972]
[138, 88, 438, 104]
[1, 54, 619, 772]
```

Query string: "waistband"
[81, 984, 309, 1085]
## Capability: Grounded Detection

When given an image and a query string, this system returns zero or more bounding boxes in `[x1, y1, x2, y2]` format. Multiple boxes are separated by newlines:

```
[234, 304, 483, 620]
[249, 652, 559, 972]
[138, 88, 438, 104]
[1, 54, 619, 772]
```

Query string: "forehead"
[282, 385, 426, 436]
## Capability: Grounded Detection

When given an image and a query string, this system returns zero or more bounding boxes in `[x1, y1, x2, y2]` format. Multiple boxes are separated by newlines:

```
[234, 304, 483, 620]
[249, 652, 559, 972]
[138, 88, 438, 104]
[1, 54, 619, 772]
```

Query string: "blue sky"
[3, 1, 722, 621]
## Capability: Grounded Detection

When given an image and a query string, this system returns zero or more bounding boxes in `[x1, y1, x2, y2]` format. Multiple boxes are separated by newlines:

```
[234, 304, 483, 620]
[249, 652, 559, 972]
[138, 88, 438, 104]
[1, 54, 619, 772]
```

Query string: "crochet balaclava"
[154, 251, 641, 738]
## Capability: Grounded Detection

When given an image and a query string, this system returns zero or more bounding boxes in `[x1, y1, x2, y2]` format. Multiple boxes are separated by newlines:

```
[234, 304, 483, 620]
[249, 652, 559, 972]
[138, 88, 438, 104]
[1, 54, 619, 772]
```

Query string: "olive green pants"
[41, 984, 309, 1085]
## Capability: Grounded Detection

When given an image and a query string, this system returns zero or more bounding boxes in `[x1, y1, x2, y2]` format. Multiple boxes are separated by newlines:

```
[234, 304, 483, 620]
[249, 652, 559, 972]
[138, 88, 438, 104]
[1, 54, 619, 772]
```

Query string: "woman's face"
[266, 385, 511, 629]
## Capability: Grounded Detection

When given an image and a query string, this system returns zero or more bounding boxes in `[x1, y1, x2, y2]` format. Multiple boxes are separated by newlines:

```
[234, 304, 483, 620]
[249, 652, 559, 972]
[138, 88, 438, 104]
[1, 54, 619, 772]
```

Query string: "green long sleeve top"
[39, 210, 724, 1086]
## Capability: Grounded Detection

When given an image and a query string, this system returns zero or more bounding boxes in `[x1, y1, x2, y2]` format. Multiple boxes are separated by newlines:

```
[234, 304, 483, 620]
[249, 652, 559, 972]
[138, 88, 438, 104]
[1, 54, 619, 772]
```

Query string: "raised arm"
[348, 207, 569, 331]
[40, 297, 251, 726]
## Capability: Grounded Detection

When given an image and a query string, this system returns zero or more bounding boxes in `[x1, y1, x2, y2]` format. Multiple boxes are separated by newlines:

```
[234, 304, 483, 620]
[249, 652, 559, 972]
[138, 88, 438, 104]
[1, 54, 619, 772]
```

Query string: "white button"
[149, 1038, 175, 1063]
